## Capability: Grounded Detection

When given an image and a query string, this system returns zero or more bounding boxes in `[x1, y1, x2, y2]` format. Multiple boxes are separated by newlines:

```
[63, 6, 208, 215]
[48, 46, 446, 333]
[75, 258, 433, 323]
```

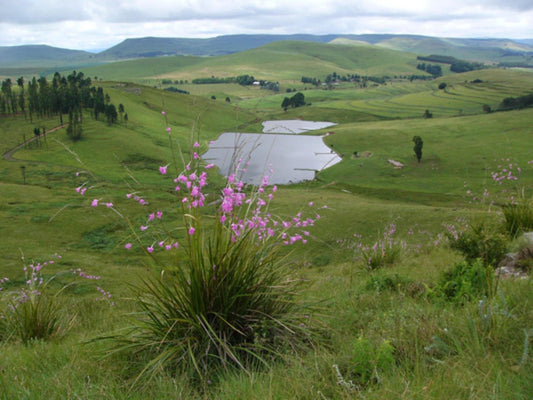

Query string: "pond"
[202, 120, 340, 185]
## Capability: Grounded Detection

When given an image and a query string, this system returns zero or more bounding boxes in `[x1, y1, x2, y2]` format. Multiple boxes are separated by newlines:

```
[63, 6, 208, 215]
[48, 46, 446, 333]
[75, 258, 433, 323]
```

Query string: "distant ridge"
[0, 45, 94, 68]
[1, 34, 532, 72]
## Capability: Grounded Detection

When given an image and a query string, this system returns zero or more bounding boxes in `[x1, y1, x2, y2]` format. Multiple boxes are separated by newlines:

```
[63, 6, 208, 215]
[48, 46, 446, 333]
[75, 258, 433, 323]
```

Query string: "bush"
[335, 337, 395, 389]
[432, 259, 494, 304]
[446, 221, 507, 267]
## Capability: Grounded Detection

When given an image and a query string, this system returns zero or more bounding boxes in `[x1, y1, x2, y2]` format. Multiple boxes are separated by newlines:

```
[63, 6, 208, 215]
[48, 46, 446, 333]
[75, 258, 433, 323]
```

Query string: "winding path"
[2, 123, 66, 162]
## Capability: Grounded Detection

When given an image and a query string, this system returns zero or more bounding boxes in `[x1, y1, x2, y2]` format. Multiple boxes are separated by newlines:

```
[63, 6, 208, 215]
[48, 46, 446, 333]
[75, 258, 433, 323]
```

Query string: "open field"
[1, 56, 533, 398]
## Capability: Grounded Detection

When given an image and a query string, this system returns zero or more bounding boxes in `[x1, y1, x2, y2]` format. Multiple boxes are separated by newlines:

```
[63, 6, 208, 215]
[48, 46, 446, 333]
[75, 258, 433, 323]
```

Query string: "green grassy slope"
[80, 41, 423, 84]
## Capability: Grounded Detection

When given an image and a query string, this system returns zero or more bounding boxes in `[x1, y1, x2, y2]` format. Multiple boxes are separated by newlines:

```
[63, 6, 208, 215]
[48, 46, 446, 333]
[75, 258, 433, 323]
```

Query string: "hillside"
[1, 59, 533, 398]
[1, 34, 532, 77]
[80, 40, 422, 84]
[0, 44, 95, 67]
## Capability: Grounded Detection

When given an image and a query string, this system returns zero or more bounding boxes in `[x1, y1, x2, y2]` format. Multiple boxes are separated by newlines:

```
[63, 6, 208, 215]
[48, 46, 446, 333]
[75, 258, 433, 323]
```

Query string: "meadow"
[1, 45, 533, 399]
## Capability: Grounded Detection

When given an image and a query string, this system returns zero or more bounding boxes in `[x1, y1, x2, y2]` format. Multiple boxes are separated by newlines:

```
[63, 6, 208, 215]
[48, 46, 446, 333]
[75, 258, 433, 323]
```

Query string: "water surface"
[203, 130, 340, 184]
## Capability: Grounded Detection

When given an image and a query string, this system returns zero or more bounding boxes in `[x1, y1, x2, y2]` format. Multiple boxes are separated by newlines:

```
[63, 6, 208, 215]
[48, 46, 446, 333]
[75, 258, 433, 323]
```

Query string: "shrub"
[446, 221, 507, 267]
[432, 259, 494, 304]
[335, 336, 395, 389]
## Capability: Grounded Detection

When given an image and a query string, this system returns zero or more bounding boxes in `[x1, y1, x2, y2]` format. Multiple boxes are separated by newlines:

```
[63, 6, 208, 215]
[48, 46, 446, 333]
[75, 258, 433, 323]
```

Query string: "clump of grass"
[90, 112, 323, 386]
[502, 192, 533, 238]
[352, 223, 406, 269]
[0, 255, 112, 344]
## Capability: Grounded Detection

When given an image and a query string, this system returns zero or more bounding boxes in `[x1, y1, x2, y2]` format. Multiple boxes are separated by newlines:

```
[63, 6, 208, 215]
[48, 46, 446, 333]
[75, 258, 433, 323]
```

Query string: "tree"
[289, 92, 306, 108]
[118, 103, 125, 121]
[412, 136, 423, 163]
[438, 82, 447, 90]
[482, 104, 492, 113]
[423, 109, 433, 119]
[281, 97, 290, 111]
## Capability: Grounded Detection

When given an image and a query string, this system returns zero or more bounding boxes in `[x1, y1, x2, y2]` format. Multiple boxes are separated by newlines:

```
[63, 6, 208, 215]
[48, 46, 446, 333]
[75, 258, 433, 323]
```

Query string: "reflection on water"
[202, 130, 341, 185]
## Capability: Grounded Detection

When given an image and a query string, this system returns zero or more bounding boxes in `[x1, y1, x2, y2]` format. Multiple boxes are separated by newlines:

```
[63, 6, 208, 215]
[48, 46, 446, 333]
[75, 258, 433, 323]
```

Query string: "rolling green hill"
[2, 34, 532, 78]
[80, 40, 423, 84]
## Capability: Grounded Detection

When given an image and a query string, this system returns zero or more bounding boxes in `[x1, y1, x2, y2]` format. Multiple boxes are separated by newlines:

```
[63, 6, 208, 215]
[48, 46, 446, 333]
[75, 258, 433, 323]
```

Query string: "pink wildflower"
[124, 243, 132, 250]
[159, 165, 168, 175]
[188, 227, 195, 235]
[91, 199, 99, 207]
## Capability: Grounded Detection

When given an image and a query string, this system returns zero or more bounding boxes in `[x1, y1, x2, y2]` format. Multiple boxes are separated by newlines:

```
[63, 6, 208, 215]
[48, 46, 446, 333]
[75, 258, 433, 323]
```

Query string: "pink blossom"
[91, 199, 99, 207]
[124, 243, 132, 250]
[126, 193, 133, 198]
[159, 165, 168, 175]
[188, 227, 195, 235]
[106, 202, 113, 208]
[166, 126, 171, 133]
[161, 110, 166, 115]
[148, 213, 155, 221]
[80, 188, 87, 195]
[147, 245, 154, 253]
[156, 211, 163, 219]
[140, 225, 148, 231]
[205, 163, 215, 169]
[193, 141, 200, 148]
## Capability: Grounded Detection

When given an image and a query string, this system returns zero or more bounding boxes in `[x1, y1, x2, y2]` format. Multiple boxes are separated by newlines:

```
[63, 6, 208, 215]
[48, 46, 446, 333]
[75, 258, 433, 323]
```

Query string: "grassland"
[1, 51, 533, 399]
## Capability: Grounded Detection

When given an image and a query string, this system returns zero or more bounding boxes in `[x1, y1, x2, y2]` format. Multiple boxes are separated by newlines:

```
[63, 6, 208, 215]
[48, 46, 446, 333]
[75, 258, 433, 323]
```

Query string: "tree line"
[416, 55, 484, 73]
[0, 71, 125, 141]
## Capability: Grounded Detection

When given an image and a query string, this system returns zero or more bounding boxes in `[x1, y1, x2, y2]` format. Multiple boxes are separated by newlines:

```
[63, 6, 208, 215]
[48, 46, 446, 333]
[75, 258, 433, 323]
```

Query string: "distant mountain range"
[1, 34, 532, 72]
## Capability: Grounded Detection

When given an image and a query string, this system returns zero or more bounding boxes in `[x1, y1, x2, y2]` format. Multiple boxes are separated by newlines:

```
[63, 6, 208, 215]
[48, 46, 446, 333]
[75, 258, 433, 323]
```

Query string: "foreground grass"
[1, 253, 531, 399]
[1, 75, 532, 398]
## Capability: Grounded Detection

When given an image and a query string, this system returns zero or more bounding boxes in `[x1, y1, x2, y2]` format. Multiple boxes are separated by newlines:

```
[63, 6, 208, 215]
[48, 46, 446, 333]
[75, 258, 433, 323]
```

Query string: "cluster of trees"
[416, 63, 443, 77]
[416, 55, 484, 73]
[301, 73, 389, 88]
[191, 74, 257, 86]
[281, 92, 306, 111]
[0, 71, 125, 141]
[164, 87, 190, 94]
[499, 94, 533, 111]
[258, 81, 279, 92]
[162, 79, 189, 85]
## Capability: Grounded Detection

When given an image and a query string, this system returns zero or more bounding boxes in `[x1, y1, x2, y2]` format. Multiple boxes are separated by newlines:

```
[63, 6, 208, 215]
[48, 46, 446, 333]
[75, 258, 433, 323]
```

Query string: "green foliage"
[426, 293, 516, 359]
[446, 221, 507, 267]
[117, 228, 312, 383]
[432, 259, 494, 304]
[501, 193, 533, 238]
[412, 135, 423, 163]
[2, 291, 64, 343]
[335, 336, 395, 389]
[282, 92, 306, 110]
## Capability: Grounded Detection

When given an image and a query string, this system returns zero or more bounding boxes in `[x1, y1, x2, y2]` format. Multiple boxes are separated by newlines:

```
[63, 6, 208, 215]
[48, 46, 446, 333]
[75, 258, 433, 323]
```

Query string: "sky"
[0, 0, 532, 52]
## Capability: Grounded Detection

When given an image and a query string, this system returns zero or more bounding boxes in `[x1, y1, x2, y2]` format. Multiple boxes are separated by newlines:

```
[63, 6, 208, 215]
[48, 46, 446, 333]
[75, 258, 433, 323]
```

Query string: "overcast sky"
[0, 0, 532, 52]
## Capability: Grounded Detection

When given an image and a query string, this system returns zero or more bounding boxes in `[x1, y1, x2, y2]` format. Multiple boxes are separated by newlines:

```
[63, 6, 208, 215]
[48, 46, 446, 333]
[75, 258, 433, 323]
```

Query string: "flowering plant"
[81, 111, 325, 384]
